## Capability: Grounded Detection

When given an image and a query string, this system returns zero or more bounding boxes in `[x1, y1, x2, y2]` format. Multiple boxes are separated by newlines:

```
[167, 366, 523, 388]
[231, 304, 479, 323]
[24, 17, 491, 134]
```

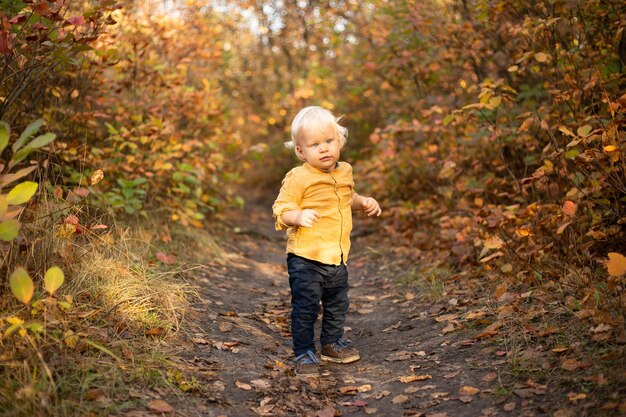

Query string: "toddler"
[272, 106, 381, 377]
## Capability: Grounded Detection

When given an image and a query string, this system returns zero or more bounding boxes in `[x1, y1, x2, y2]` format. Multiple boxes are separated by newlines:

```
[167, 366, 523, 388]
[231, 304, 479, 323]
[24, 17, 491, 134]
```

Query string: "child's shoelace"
[295, 350, 319, 365]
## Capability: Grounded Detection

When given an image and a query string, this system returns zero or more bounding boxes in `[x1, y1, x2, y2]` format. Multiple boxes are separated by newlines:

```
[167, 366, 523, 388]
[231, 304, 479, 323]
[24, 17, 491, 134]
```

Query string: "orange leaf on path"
[606, 253, 626, 276]
[562, 201, 577, 216]
[147, 399, 174, 413]
[459, 386, 480, 395]
[399, 374, 431, 383]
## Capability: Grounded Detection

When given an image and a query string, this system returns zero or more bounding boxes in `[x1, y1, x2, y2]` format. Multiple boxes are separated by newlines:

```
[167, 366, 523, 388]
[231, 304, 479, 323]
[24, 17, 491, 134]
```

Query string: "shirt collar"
[304, 161, 340, 174]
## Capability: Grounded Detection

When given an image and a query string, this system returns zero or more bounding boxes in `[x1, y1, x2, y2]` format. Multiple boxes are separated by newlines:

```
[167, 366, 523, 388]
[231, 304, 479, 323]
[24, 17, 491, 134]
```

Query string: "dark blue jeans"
[287, 253, 349, 357]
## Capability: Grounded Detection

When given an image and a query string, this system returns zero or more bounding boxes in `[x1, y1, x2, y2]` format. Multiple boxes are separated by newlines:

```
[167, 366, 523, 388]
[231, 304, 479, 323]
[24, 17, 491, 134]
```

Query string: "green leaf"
[6, 181, 38, 205]
[577, 125, 592, 138]
[443, 114, 455, 126]
[0, 219, 21, 241]
[13, 119, 43, 153]
[25, 322, 44, 334]
[10, 267, 34, 304]
[26, 132, 56, 149]
[0, 121, 9, 153]
[84, 339, 122, 361]
[44, 266, 64, 295]
[9, 147, 33, 168]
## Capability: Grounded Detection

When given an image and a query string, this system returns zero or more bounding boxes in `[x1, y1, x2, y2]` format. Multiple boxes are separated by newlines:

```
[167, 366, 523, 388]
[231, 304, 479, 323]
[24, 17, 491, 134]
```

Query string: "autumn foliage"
[0, 0, 625, 414]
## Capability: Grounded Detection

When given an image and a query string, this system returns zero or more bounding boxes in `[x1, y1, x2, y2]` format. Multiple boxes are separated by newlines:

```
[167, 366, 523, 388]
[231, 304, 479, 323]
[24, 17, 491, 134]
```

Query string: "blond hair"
[285, 106, 348, 152]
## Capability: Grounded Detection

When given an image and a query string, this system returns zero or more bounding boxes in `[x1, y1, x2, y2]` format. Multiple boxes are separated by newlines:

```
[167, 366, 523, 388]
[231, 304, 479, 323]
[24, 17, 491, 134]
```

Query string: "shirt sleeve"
[272, 169, 304, 231]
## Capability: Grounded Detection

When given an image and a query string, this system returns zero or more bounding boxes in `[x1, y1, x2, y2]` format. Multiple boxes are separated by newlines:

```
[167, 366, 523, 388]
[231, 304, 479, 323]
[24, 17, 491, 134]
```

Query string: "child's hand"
[362, 197, 382, 217]
[295, 209, 320, 227]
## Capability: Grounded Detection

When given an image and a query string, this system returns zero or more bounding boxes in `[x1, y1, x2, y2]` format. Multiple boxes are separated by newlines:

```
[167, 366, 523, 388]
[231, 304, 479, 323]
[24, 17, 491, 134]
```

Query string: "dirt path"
[166, 197, 550, 417]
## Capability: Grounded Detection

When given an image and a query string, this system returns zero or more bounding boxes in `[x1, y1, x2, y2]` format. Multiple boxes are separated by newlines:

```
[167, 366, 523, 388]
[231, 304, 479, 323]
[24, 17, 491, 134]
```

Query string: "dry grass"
[0, 210, 221, 415]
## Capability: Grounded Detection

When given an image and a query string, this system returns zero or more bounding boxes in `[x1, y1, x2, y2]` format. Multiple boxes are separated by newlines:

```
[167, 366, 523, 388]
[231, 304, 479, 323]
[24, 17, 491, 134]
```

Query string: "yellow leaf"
[603, 145, 617, 152]
[44, 266, 64, 295]
[534, 52, 548, 62]
[64, 329, 78, 349]
[6, 181, 38, 205]
[7, 316, 24, 325]
[459, 386, 480, 395]
[606, 253, 626, 277]
[90, 169, 104, 185]
[56, 223, 76, 238]
[483, 235, 504, 249]
[10, 267, 34, 304]
[487, 96, 502, 109]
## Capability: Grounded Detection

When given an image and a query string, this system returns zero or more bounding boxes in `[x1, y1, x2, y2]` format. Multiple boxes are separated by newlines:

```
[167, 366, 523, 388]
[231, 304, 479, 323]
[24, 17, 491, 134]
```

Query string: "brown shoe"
[294, 351, 320, 377]
[320, 339, 360, 364]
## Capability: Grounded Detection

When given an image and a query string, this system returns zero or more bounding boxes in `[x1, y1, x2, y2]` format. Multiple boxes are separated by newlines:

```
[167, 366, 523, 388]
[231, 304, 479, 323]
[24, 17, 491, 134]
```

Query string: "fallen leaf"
[561, 358, 589, 371]
[551, 346, 568, 353]
[404, 386, 421, 394]
[385, 351, 412, 361]
[339, 400, 367, 407]
[340, 386, 358, 394]
[441, 323, 456, 333]
[364, 408, 378, 415]
[562, 201, 577, 216]
[358, 384, 372, 392]
[480, 251, 504, 263]
[443, 370, 461, 379]
[556, 221, 572, 234]
[147, 399, 174, 413]
[483, 235, 504, 249]
[373, 390, 391, 399]
[459, 396, 473, 403]
[399, 374, 432, 383]
[316, 405, 335, 417]
[392, 394, 409, 404]
[236, 381, 252, 390]
[251, 403, 274, 415]
[606, 252, 626, 276]
[503, 402, 516, 411]
[481, 372, 497, 382]
[219, 322, 233, 332]
[250, 379, 271, 389]
[568, 392, 587, 402]
[459, 386, 480, 395]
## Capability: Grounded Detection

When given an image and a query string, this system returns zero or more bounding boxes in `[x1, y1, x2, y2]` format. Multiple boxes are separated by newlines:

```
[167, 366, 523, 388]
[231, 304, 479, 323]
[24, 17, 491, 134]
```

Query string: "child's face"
[295, 123, 341, 171]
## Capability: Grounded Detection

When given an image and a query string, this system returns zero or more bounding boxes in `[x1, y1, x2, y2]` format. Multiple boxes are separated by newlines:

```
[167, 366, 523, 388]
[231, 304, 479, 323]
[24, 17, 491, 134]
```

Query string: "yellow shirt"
[273, 162, 354, 265]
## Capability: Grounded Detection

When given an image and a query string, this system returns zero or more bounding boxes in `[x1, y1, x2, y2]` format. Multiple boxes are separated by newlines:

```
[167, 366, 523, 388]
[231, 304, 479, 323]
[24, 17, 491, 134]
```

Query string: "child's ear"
[295, 146, 304, 159]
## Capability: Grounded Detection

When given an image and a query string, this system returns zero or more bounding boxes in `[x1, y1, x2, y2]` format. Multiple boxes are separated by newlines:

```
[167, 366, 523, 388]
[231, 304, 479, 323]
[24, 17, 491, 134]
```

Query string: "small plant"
[396, 265, 449, 301]
[105, 177, 148, 215]
[0, 119, 55, 242]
